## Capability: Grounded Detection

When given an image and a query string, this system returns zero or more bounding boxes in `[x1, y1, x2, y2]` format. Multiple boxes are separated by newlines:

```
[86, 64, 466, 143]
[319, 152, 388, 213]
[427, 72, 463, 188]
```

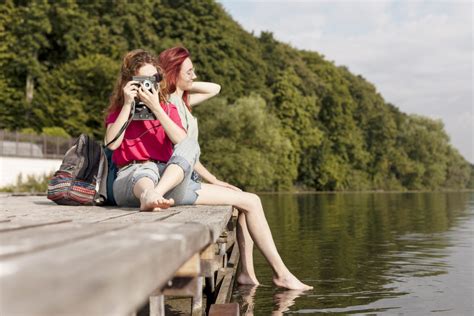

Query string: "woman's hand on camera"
[138, 84, 161, 113]
[123, 81, 139, 107]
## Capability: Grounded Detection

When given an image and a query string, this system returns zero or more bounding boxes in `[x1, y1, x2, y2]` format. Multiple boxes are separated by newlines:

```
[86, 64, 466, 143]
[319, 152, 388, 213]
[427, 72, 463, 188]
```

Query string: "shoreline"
[256, 189, 474, 195]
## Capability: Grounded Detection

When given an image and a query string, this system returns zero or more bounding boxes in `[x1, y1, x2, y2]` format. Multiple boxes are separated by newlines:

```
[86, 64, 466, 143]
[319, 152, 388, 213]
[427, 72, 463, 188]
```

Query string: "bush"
[195, 95, 297, 191]
[0, 172, 52, 193]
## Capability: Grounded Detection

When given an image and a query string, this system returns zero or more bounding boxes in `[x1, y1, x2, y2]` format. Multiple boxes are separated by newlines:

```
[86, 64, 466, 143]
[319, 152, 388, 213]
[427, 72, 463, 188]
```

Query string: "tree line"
[1, 0, 472, 191]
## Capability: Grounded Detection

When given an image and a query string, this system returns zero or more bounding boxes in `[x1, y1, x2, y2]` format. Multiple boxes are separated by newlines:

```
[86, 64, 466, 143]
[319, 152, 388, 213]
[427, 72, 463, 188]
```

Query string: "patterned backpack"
[47, 134, 116, 206]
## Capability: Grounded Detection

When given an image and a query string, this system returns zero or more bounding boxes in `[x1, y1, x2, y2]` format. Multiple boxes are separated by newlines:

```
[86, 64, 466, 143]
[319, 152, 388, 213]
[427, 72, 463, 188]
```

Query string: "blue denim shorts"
[112, 137, 201, 207]
[113, 162, 201, 207]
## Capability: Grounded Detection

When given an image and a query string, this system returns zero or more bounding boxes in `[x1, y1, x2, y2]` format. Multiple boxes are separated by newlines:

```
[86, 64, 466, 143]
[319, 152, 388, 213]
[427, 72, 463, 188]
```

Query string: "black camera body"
[132, 74, 162, 120]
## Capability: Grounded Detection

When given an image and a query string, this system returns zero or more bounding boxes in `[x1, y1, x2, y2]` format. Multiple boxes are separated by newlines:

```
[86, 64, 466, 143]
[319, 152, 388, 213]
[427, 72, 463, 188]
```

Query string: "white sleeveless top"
[168, 93, 199, 141]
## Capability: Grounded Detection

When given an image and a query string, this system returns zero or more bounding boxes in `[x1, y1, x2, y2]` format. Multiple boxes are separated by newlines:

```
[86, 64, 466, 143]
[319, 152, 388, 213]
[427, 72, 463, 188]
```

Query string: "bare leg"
[235, 211, 259, 285]
[154, 164, 184, 196]
[132, 164, 184, 212]
[195, 184, 312, 290]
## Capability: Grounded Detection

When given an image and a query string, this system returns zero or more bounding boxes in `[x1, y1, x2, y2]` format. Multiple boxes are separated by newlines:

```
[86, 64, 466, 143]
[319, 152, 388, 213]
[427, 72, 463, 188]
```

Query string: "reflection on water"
[232, 192, 474, 315]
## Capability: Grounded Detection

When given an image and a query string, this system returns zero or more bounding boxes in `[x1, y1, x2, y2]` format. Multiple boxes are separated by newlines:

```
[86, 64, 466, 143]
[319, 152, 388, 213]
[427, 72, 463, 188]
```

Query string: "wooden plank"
[98, 208, 181, 224]
[209, 303, 240, 316]
[163, 205, 233, 242]
[215, 244, 240, 305]
[162, 277, 203, 315]
[0, 222, 210, 316]
[0, 222, 128, 258]
[201, 258, 220, 278]
[215, 268, 234, 305]
[162, 276, 200, 296]
[191, 276, 203, 316]
[149, 294, 165, 316]
[0, 196, 226, 226]
[227, 243, 240, 271]
[200, 244, 216, 260]
[0, 219, 72, 232]
[175, 253, 200, 277]
[1, 203, 142, 223]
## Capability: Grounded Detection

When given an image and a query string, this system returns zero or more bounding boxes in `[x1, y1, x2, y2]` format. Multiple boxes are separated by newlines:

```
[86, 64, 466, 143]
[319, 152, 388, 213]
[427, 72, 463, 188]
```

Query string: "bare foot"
[272, 272, 313, 290]
[139, 189, 174, 212]
[237, 272, 260, 285]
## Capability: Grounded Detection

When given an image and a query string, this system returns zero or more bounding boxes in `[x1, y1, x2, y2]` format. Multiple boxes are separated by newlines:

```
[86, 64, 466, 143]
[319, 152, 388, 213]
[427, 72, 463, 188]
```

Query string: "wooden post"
[191, 276, 203, 316]
[149, 293, 165, 316]
[175, 253, 200, 277]
[200, 244, 215, 260]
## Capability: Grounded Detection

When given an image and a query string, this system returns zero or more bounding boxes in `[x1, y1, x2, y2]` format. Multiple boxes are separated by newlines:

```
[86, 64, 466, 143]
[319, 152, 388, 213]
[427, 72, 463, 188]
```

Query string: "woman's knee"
[238, 192, 263, 214]
[174, 137, 200, 162]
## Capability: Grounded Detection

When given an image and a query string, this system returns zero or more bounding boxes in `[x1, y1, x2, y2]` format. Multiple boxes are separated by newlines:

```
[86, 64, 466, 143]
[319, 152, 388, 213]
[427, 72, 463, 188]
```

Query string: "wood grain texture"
[162, 205, 233, 242]
[0, 222, 128, 258]
[0, 222, 210, 316]
[0, 195, 234, 315]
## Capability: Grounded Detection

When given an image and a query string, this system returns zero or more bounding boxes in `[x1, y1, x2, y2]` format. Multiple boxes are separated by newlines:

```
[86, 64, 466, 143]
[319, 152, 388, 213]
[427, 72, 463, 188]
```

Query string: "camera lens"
[143, 79, 152, 90]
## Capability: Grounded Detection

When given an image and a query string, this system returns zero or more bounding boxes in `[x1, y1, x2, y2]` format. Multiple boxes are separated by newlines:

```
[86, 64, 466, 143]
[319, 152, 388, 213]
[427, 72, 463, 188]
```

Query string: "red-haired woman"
[159, 46, 312, 290]
[105, 49, 201, 212]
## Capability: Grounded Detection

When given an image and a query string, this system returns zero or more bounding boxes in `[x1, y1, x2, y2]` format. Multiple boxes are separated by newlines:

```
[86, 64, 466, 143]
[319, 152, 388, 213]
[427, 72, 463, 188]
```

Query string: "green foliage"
[41, 127, 70, 138]
[33, 54, 119, 137]
[0, 0, 471, 191]
[195, 95, 296, 191]
[0, 172, 51, 193]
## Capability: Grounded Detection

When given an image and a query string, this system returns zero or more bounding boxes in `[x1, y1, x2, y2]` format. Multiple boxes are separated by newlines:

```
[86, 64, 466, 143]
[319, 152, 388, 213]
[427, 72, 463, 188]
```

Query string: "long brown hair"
[107, 49, 167, 115]
[158, 46, 191, 112]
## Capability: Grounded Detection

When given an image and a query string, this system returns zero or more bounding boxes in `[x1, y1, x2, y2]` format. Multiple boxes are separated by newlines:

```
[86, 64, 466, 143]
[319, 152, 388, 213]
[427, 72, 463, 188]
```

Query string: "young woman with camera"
[159, 46, 312, 290]
[104, 49, 201, 212]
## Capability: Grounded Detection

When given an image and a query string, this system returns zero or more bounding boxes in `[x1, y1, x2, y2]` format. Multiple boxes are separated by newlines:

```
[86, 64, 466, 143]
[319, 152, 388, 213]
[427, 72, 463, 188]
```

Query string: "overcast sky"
[219, 0, 473, 163]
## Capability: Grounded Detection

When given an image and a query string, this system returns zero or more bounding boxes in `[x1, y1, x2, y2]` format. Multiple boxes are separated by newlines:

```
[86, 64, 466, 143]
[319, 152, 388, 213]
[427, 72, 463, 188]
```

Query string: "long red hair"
[159, 46, 192, 112]
[107, 49, 167, 115]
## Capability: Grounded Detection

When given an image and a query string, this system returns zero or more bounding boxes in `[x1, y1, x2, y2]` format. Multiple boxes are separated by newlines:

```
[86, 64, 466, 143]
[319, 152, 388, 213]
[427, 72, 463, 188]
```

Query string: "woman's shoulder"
[168, 93, 184, 105]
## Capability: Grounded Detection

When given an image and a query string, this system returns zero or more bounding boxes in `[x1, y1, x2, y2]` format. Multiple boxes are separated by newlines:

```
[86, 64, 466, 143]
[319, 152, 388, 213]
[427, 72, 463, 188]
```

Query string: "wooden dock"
[0, 194, 240, 316]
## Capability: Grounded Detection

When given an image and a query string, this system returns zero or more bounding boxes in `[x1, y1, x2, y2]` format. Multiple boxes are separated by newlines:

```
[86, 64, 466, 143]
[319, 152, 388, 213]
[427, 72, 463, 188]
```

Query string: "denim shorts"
[113, 137, 201, 207]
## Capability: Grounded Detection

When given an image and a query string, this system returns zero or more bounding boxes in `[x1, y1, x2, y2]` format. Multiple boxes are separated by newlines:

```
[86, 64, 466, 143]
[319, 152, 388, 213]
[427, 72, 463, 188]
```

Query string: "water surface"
[232, 192, 473, 315]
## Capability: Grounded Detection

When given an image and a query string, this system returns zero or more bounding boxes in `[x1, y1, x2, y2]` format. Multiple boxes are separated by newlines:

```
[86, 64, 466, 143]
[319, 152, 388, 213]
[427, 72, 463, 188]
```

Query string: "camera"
[131, 74, 162, 120]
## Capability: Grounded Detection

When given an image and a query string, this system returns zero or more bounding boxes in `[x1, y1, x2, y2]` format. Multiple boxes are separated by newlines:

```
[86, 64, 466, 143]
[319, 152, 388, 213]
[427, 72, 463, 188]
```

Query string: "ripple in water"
[232, 192, 474, 315]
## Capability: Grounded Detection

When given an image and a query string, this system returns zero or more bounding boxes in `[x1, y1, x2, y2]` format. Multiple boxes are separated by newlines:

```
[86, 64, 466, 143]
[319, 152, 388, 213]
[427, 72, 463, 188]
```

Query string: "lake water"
[232, 192, 474, 315]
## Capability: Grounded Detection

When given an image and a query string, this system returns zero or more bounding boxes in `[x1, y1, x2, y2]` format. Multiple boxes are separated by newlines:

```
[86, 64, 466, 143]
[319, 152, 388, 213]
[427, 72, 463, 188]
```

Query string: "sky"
[219, 0, 473, 163]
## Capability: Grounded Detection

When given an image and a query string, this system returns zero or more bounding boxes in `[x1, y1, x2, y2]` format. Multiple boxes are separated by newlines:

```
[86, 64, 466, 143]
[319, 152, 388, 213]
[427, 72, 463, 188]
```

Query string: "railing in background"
[0, 130, 74, 159]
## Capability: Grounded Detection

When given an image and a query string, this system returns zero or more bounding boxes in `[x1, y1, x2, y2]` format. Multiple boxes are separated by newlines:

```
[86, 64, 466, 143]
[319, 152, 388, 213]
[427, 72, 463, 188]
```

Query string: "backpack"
[47, 134, 118, 206]
[47, 102, 137, 206]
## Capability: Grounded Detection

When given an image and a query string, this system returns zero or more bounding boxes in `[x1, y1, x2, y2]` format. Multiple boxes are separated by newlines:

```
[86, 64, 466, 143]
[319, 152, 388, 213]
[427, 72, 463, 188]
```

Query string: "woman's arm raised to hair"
[188, 82, 221, 107]
[104, 103, 132, 150]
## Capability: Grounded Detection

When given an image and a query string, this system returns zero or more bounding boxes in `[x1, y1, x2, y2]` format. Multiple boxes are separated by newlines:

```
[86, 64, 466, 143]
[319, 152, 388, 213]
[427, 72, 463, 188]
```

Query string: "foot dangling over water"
[236, 272, 260, 285]
[139, 189, 174, 211]
[272, 272, 313, 290]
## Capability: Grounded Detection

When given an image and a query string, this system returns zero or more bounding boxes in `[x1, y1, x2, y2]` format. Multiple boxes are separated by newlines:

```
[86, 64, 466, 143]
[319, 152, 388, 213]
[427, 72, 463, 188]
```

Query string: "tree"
[195, 95, 297, 191]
